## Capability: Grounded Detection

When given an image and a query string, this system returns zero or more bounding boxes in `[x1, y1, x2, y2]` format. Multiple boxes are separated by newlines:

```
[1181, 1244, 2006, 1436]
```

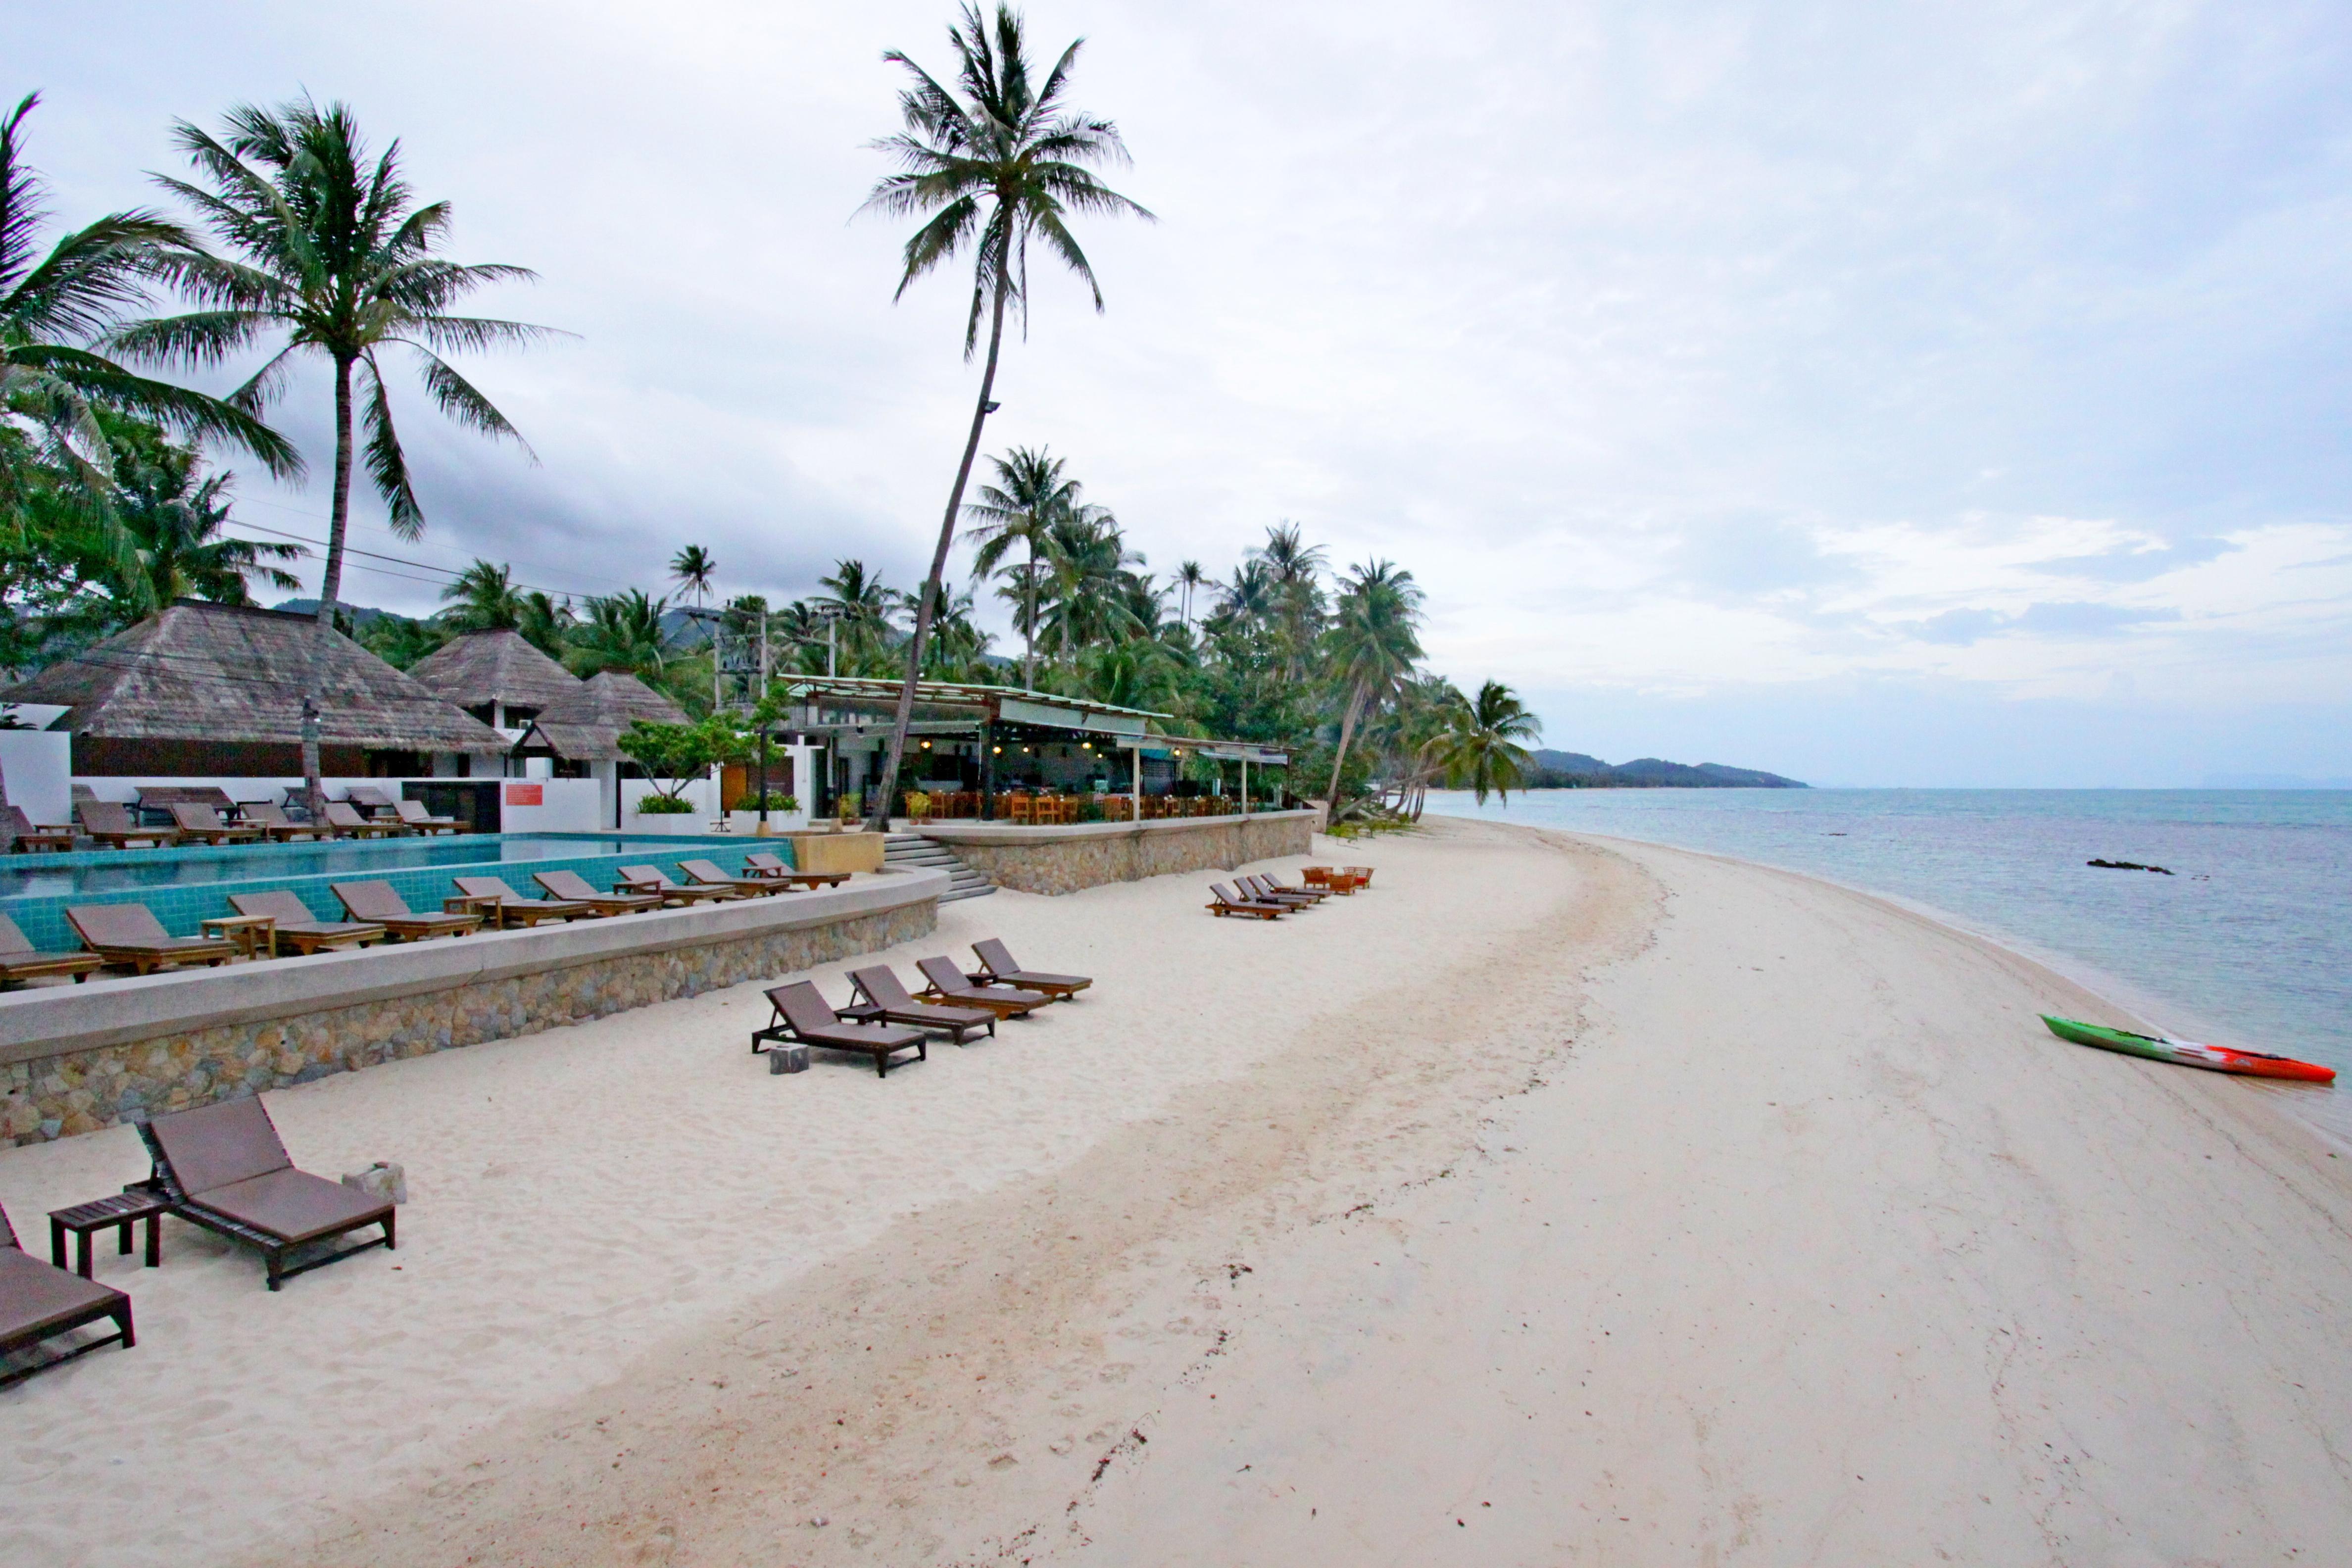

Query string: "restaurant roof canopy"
[775, 676, 1287, 766]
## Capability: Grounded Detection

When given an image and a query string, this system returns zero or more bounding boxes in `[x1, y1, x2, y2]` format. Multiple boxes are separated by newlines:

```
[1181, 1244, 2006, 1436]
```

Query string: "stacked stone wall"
[939, 813, 1315, 896]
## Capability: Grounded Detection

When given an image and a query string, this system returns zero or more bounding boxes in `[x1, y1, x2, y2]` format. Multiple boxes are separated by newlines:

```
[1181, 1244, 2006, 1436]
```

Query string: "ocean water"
[1424, 788, 2351, 1142]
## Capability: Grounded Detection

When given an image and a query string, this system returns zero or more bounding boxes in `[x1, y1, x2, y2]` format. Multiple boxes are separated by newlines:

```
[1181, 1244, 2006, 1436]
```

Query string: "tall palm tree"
[0, 94, 297, 576]
[859, 1, 1151, 828]
[438, 558, 523, 631]
[1036, 509, 1142, 660]
[814, 559, 903, 674]
[1252, 522, 1328, 685]
[117, 96, 557, 817]
[963, 444, 1085, 689]
[1426, 679, 1542, 805]
[516, 588, 574, 660]
[1322, 560, 1425, 809]
[107, 419, 303, 608]
[569, 588, 674, 678]
[670, 543, 716, 608]
[1176, 559, 1205, 629]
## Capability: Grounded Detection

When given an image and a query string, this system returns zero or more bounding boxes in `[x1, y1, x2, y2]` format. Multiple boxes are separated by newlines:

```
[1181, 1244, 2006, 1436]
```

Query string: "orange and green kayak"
[2041, 1015, 2337, 1083]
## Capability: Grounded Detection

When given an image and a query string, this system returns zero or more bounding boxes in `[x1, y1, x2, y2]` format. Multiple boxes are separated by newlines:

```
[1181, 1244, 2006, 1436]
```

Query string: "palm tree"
[0, 94, 297, 579]
[117, 96, 557, 818]
[1036, 509, 1142, 660]
[438, 558, 523, 631]
[1322, 560, 1425, 810]
[108, 420, 303, 609]
[1251, 523, 1328, 685]
[859, 1, 1152, 829]
[815, 559, 903, 674]
[963, 444, 1084, 689]
[1426, 680, 1542, 805]
[1176, 559, 1205, 629]
[516, 588, 574, 660]
[570, 588, 675, 678]
[670, 543, 716, 608]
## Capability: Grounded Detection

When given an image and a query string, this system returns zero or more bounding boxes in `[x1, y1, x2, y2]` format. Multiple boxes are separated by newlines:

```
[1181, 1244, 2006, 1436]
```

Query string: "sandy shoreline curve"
[5, 818, 2348, 1565]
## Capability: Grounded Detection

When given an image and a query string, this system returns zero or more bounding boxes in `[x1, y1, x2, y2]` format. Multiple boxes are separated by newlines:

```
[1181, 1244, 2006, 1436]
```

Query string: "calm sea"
[1424, 788, 2351, 1143]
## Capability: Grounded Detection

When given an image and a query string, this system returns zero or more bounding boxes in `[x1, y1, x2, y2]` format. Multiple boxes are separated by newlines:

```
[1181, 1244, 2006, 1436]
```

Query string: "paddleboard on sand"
[2040, 1015, 2337, 1083]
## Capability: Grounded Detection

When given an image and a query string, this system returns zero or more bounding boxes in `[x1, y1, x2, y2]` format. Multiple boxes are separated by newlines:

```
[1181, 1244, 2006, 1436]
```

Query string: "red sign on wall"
[505, 783, 543, 806]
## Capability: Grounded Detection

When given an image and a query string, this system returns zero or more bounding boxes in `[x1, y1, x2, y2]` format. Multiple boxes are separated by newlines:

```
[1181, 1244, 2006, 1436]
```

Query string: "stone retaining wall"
[2, 878, 940, 1145]
[921, 810, 1317, 896]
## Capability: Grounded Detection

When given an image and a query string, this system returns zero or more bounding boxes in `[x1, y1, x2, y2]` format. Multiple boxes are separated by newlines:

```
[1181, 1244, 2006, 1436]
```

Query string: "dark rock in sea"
[2087, 859, 2174, 875]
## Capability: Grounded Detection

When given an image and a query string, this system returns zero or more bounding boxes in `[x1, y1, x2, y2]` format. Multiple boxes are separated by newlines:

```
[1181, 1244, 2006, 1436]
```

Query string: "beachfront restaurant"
[768, 676, 1291, 823]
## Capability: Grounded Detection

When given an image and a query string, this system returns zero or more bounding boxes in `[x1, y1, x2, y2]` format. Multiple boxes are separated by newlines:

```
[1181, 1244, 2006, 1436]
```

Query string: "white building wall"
[0, 730, 73, 826]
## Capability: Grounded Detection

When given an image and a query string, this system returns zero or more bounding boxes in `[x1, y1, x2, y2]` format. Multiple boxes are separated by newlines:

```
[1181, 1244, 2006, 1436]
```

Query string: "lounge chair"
[65, 903, 240, 974]
[226, 890, 388, 956]
[1239, 873, 1320, 909]
[392, 799, 462, 834]
[533, 868, 663, 916]
[323, 801, 406, 838]
[240, 801, 324, 841]
[76, 800, 175, 849]
[0, 912, 103, 987]
[679, 857, 787, 897]
[914, 955, 1050, 1018]
[846, 964, 996, 1043]
[167, 802, 264, 845]
[969, 937, 1091, 1001]
[743, 851, 850, 889]
[1247, 870, 1330, 902]
[449, 875, 592, 926]
[615, 865, 747, 905]
[5, 804, 74, 853]
[330, 880, 484, 940]
[135, 1095, 394, 1290]
[343, 785, 397, 814]
[753, 980, 929, 1077]
[1207, 882, 1286, 920]
[0, 1200, 133, 1387]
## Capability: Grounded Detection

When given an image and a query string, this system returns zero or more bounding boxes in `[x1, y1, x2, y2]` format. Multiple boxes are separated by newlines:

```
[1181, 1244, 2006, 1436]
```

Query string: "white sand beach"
[5, 819, 2350, 1566]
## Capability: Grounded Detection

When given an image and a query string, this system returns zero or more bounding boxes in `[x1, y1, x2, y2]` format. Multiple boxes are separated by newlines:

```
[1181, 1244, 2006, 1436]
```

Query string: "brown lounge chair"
[969, 937, 1091, 1001]
[226, 890, 388, 956]
[167, 802, 263, 845]
[65, 903, 240, 974]
[743, 851, 850, 889]
[1207, 882, 1286, 920]
[615, 865, 746, 905]
[1248, 871, 1330, 902]
[322, 801, 406, 838]
[1239, 873, 1320, 909]
[0, 1201, 133, 1387]
[847, 964, 996, 1043]
[680, 857, 787, 897]
[331, 880, 484, 940]
[0, 912, 102, 987]
[135, 1095, 394, 1290]
[450, 875, 591, 926]
[76, 799, 176, 849]
[914, 955, 1049, 1018]
[393, 799, 462, 834]
[533, 868, 663, 916]
[753, 980, 928, 1077]
[240, 801, 324, 841]
[6, 804, 75, 852]
[344, 785, 397, 813]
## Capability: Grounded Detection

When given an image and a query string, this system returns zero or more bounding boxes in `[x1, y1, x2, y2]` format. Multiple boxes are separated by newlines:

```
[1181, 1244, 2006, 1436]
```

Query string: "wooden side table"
[200, 913, 277, 960]
[443, 893, 507, 928]
[49, 1190, 169, 1278]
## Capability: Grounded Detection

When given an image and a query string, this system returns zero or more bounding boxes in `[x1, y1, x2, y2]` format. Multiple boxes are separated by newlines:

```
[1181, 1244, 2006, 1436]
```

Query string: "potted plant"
[904, 789, 932, 825]
[728, 790, 805, 835]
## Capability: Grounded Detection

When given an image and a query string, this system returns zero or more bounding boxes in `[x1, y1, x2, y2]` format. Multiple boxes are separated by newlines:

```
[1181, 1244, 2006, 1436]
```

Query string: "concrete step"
[884, 834, 995, 899]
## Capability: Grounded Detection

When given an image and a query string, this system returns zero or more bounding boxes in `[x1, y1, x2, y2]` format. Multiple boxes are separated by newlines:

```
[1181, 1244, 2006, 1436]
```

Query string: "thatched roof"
[2, 601, 509, 752]
[517, 670, 689, 761]
[407, 629, 580, 714]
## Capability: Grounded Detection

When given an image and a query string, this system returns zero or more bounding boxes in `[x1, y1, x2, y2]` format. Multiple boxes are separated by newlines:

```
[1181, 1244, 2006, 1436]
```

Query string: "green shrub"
[634, 793, 696, 816]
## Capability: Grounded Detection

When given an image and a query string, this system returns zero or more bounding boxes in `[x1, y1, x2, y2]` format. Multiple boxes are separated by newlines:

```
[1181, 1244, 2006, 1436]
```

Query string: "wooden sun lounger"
[5, 804, 74, 852]
[533, 868, 663, 916]
[240, 801, 324, 841]
[0, 913, 102, 988]
[615, 865, 747, 905]
[1247, 871, 1330, 902]
[343, 785, 397, 813]
[330, 881, 484, 940]
[847, 965, 996, 1043]
[0, 1201, 133, 1387]
[136, 1096, 394, 1291]
[743, 851, 850, 889]
[323, 801, 406, 838]
[1207, 882, 1286, 920]
[226, 890, 387, 956]
[167, 802, 263, 845]
[76, 800, 176, 849]
[679, 857, 788, 897]
[753, 981, 929, 1077]
[65, 903, 240, 974]
[1239, 873, 1320, 909]
[393, 799, 462, 834]
[969, 937, 1091, 1001]
[450, 876, 592, 926]
[914, 955, 1050, 1018]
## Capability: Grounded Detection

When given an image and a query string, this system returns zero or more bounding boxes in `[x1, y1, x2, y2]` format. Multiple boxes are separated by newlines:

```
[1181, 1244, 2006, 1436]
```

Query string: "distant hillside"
[1526, 748, 1806, 789]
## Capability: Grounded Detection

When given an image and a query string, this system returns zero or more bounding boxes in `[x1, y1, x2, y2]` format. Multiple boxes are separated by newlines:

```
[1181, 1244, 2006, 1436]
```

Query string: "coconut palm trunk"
[1325, 680, 1368, 811]
[300, 354, 358, 819]
[869, 274, 1008, 832]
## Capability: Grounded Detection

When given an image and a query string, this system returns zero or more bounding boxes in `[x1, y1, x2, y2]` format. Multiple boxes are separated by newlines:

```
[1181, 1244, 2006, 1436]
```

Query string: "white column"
[1240, 754, 1249, 816]
[1131, 742, 1142, 821]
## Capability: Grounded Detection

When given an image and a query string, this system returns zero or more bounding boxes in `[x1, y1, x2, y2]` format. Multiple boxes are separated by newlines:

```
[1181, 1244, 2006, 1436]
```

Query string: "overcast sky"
[17, 1, 2351, 784]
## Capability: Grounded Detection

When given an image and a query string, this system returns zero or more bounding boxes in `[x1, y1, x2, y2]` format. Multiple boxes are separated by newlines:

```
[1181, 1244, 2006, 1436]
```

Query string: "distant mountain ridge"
[1526, 748, 1806, 789]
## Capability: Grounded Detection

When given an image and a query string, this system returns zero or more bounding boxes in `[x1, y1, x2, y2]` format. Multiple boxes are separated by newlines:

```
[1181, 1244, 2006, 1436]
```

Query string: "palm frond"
[358, 353, 423, 538]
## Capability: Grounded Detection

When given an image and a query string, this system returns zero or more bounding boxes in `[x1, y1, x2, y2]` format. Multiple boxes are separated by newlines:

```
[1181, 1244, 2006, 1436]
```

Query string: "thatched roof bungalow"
[406, 628, 579, 731]
[1, 600, 508, 777]
[514, 670, 689, 769]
